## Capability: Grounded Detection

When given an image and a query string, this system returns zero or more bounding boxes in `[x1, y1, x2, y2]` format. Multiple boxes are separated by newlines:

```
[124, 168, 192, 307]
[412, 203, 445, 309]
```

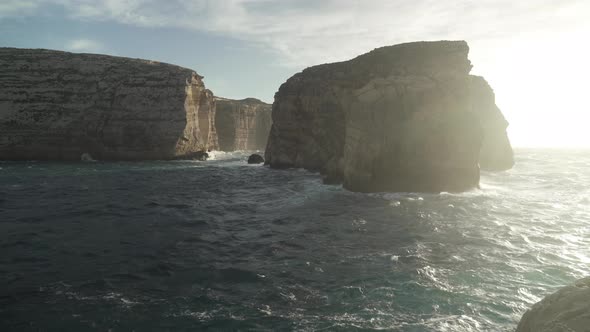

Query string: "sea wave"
[0, 148, 589, 331]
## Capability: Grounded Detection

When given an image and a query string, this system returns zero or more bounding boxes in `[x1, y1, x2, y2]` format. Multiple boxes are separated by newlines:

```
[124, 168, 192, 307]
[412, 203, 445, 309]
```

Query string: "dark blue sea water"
[1, 149, 589, 331]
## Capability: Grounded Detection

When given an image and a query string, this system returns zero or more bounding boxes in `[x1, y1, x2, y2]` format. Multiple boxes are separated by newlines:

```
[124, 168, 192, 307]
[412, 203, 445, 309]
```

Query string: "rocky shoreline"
[1, 42, 513, 186]
[0, 48, 271, 161]
[2, 42, 586, 332]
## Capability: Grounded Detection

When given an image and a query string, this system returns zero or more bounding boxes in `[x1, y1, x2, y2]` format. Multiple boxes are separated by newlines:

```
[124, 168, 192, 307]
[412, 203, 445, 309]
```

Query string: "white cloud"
[2, 0, 588, 68]
[65, 38, 104, 53]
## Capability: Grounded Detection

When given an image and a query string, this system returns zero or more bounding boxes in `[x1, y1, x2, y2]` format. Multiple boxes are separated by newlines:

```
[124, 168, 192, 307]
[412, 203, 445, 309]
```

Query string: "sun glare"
[472, 27, 590, 148]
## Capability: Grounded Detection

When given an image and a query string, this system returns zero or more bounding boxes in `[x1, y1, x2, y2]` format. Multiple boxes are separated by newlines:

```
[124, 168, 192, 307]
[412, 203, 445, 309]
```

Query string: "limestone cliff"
[0, 48, 218, 161]
[265, 41, 514, 192]
[471, 76, 515, 171]
[215, 97, 272, 151]
[516, 277, 590, 332]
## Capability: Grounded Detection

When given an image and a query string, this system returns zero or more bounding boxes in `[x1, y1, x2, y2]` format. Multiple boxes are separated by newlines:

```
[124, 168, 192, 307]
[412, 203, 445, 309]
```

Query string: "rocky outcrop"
[265, 41, 514, 192]
[247, 153, 264, 164]
[215, 97, 272, 151]
[175, 151, 209, 161]
[471, 76, 514, 171]
[516, 277, 590, 332]
[0, 47, 218, 161]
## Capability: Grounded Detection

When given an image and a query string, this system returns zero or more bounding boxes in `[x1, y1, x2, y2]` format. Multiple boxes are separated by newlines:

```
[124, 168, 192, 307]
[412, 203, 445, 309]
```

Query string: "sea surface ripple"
[0, 149, 589, 331]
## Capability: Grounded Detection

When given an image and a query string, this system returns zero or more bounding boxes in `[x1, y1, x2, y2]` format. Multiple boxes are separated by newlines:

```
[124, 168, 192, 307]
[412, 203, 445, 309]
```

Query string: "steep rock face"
[0, 48, 218, 160]
[265, 41, 514, 192]
[516, 277, 590, 332]
[215, 98, 272, 151]
[471, 76, 514, 171]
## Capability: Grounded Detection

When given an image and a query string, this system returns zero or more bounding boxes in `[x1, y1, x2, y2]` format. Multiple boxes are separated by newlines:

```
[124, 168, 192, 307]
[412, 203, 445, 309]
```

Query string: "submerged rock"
[516, 277, 590, 332]
[265, 41, 514, 192]
[80, 152, 95, 162]
[0, 47, 218, 161]
[215, 97, 272, 151]
[189, 151, 209, 161]
[247, 154, 264, 164]
[175, 150, 209, 161]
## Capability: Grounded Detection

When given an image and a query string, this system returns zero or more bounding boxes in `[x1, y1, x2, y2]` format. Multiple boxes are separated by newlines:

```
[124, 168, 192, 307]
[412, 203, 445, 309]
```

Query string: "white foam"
[207, 150, 258, 161]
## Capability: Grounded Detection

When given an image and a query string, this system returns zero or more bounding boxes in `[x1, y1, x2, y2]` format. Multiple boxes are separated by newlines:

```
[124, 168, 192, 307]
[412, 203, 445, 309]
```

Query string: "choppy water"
[0, 149, 589, 331]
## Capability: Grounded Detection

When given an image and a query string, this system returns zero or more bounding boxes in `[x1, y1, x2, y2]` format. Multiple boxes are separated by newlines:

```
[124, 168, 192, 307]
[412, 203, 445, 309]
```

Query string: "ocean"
[1, 149, 589, 331]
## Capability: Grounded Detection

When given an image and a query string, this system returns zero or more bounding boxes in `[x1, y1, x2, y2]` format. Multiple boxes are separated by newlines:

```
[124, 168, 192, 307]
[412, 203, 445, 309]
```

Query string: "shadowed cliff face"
[0, 48, 218, 161]
[471, 76, 515, 171]
[215, 98, 272, 151]
[265, 41, 514, 192]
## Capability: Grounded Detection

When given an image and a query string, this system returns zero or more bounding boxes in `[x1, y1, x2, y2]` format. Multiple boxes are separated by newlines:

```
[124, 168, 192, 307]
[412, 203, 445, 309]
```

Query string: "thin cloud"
[65, 38, 104, 53]
[2, 0, 588, 67]
[0, 0, 40, 17]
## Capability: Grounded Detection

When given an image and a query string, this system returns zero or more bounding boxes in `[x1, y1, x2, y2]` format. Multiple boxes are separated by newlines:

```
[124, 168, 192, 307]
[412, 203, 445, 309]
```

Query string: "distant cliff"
[0, 48, 218, 160]
[471, 76, 514, 171]
[265, 41, 514, 192]
[215, 97, 272, 151]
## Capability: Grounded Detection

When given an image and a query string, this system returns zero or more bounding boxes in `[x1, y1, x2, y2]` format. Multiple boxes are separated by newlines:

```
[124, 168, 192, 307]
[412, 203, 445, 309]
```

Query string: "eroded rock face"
[215, 98, 272, 151]
[471, 76, 515, 171]
[0, 48, 218, 160]
[265, 41, 514, 192]
[516, 277, 590, 332]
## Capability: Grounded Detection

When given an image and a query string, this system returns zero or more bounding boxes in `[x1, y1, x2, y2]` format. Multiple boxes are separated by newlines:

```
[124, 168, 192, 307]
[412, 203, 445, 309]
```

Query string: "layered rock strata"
[0, 48, 218, 160]
[265, 41, 514, 192]
[215, 98, 272, 151]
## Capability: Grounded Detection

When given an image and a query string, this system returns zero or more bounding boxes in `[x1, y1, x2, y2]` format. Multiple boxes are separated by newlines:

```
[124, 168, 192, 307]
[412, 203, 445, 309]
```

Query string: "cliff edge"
[0, 48, 218, 160]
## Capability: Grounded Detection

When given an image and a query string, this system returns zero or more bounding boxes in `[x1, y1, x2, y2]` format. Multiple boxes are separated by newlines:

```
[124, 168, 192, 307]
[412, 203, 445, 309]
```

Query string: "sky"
[1, 0, 589, 148]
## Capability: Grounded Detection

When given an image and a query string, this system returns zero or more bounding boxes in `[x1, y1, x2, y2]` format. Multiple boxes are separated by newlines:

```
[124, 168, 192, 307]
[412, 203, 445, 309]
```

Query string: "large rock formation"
[516, 277, 590, 332]
[471, 76, 514, 171]
[215, 97, 272, 151]
[265, 41, 514, 192]
[0, 48, 218, 161]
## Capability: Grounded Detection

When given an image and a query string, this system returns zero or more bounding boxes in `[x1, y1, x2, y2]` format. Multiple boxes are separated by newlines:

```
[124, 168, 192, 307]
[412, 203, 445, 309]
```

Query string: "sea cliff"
[265, 41, 514, 192]
[215, 98, 272, 151]
[0, 48, 218, 160]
